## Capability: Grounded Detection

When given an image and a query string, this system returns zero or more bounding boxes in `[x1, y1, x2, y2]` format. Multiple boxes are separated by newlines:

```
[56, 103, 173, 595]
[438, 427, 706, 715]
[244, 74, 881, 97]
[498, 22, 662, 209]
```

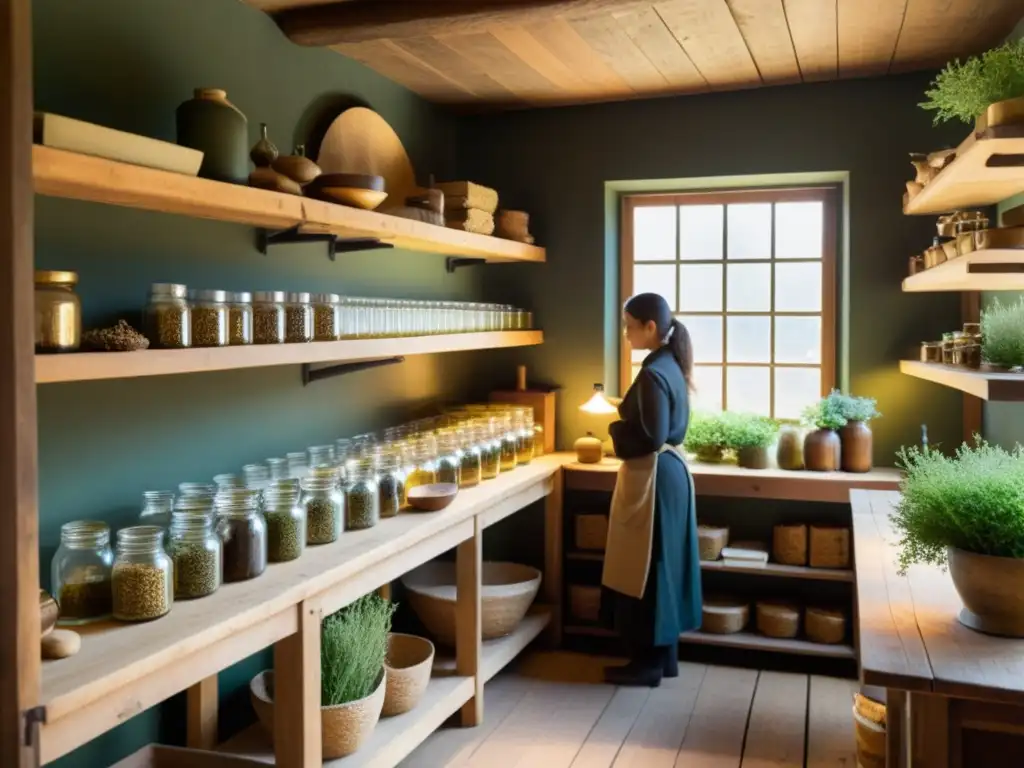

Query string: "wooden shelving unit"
[679, 631, 855, 660]
[33, 146, 546, 264]
[899, 360, 1024, 401]
[902, 249, 1024, 292]
[566, 549, 853, 582]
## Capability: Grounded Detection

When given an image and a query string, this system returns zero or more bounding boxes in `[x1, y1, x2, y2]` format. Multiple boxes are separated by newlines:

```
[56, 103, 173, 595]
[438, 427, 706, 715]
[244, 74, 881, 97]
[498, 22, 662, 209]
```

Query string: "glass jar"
[495, 410, 519, 471]
[139, 490, 175, 529]
[375, 452, 405, 519]
[215, 489, 268, 582]
[167, 509, 222, 600]
[243, 463, 270, 492]
[457, 425, 482, 488]
[146, 283, 191, 349]
[228, 291, 254, 346]
[312, 292, 342, 341]
[35, 270, 81, 352]
[346, 458, 380, 530]
[264, 485, 306, 562]
[112, 526, 173, 622]
[265, 457, 289, 481]
[942, 331, 961, 365]
[300, 473, 345, 545]
[287, 451, 310, 480]
[479, 417, 502, 480]
[920, 342, 943, 363]
[436, 431, 462, 486]
[188, 289, 230, 347]
[513, 408, 535, 465]
[308, 444, 337, 471]
[213, 473, 243, 491]
[178, 482, 216, 505]
[51, 520, 113, 625]
[405, 438, 438, 496]
[253, 291, 287, 344]
[285, 292, 313, 343]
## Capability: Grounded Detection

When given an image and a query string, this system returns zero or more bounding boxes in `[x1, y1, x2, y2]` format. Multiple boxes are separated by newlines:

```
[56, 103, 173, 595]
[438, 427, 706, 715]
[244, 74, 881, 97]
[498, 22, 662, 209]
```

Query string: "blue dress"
[607, 346, 702, 647]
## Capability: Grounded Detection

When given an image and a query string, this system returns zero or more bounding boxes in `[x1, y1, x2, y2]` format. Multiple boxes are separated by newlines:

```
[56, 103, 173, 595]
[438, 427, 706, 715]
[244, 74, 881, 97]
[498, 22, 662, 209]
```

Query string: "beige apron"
[601, 444, 687, 599]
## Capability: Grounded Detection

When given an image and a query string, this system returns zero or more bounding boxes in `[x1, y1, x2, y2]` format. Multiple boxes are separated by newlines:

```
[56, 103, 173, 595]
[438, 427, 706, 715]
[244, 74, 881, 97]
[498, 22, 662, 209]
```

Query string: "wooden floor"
[402, 653, 858, 768]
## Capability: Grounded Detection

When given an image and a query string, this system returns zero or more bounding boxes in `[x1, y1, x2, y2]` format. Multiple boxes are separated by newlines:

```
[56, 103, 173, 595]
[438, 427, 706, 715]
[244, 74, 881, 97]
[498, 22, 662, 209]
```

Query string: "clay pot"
[176, 88, 249, 184]
[574, 433, 603, 464]
[948, 547, 1024, 637]
[737, 446, 769, 470]
[249, 123, 279, 168]
[694, 446, 726, 464]
[840, 420, 873, 473]
[804, 429, 840, 472]
[776, 427, 804, 470]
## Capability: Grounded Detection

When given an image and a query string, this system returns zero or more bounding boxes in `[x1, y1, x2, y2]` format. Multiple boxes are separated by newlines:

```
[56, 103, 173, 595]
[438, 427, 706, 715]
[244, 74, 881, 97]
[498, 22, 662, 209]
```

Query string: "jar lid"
[35, 270, 78, 285]
[151, 283, 187, 298]
[311, 293, 341, 304]
[232, 291, 253, 303]
[253, 291, 286, 303]
[287, 292, 311, 303]
[188, 289, 228, 303]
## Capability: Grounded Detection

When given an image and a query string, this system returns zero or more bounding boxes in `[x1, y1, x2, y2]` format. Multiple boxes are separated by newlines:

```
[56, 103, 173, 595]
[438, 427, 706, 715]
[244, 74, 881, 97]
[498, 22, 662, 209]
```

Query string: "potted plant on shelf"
[982, 297, 1024, 370]
[801, 392, 847, 472]
[685, 411, 730, 463]
[250, 594, 396, 758]
[724, 413, 778, 470]
[776, 424, 805, 470]
[920, 38, 1024, 130]
[892, 440, 1024, 637]
[832, 393, 881, 473]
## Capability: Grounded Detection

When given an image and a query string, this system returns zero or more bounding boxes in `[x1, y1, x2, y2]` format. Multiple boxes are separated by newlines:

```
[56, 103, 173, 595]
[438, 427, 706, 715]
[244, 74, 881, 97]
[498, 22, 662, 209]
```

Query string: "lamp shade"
[579, 384, 617, 415]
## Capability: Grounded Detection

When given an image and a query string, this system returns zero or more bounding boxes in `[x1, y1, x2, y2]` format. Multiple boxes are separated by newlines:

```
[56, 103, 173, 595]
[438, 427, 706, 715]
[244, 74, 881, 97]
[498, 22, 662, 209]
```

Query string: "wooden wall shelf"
[899, 360, 1024, 401]
[36, 331, 543, 384]
[903, 126, 1024, 215]
[567, 549, 853, 582]
[902, 249, 1024, 292]
[33, 146, 546, 263]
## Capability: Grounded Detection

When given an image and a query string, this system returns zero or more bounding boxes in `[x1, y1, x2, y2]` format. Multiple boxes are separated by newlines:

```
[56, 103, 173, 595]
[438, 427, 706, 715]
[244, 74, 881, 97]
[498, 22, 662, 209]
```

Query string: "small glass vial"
[375, 452, 405, 519]
[253, 291, 287, 344]
[312, 292, 342, 341]
[346, 458, 380, 530]
[167, 506, 222, 600]
[287, 451, 310, 480]
[188, 289, 229, 347]
[285, 292, 313, 343]
[146, 283, 191, 349]
[300, 473, 345, 545]
[228, 291, 254, 346]
[436, 431, 462, 486]
[112, 526, 173, 622]
[215, 488, 268, 582]
[265, 457, 289, 481]
[139, 490, 175, 530]
[264, 485, 306, 562]
[51, 520, 113, 625]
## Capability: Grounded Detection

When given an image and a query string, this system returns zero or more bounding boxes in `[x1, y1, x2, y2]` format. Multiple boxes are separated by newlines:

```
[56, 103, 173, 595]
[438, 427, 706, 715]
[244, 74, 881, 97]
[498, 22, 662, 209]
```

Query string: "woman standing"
[602, 292, 702, 687]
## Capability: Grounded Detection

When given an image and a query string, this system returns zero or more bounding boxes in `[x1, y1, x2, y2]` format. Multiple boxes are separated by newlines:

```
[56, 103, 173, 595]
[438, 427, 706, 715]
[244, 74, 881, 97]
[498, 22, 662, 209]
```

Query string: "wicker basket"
[773, 524, 808, 566]
[698, 525, 729, 561]
[855, 692, 887, 726]
[805, 607, 846, 644]
[575, 514, 608, 551]
[809, 526, 851, 568]
[383, 633, 434, 717]
[437, 181, 499, 214]
[853, 706, 886, 768]
[251, 669, 386, 759]
[701, 597, 749, 634]
[402, 561, 541, 646]
[445, 208, 495, 235]
[569, 585, 602, 622]
[756, 601, 801, 638]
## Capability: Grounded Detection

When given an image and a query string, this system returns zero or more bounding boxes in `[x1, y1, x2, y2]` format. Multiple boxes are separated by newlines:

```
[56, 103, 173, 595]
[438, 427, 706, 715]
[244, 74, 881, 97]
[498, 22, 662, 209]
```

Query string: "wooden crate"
[575, 514, 608, 551]
[569, 585, 602, 623]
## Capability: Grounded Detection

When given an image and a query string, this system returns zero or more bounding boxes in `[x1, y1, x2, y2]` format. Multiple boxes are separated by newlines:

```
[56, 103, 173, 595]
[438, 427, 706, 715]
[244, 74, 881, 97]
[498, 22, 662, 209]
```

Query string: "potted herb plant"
[921, 38, 1024, 130]
[832, 393, 881, 473]
[982, 297, 1024, 369]
[801, 392, 847, 472]
[724, 413, 778, 470]
[893, 441, 1024, 637]
[685, 411, 730, 463]
[250, 594, 397, 758]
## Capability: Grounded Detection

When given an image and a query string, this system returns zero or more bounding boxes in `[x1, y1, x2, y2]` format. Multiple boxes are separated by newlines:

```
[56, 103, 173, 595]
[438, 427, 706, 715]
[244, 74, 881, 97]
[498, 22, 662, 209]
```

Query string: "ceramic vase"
[804, 428, 840, 472]
[176, 88, 248, 184]
[737, 446, 769, 470]
[250, 123, 279, 168]
[840, 420, 873, 473]
[947, 547, 1024, 638]
[776, 426, 804, 470]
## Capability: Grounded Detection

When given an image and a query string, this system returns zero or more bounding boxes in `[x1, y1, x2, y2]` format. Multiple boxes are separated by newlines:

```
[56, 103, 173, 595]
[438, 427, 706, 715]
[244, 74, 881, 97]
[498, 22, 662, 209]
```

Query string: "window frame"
[619, 186, 838, 416]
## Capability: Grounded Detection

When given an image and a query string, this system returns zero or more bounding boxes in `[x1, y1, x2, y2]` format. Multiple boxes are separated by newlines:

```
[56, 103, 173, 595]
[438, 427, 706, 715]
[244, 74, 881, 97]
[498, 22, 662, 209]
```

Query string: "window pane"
[631, 347, 649, 363]
[774, 367, 821, 420]
[727, 263, 771, 311]
[727, 316, 771, 363]
[727, 203, 771, 260]
[679, 204, 724, 261]
[692, 366, 723, 412]
[775, 316, 821, 364]
[775, 262, 822, 312]
[633, 206, 676, 261]
[633, 264, 677, 310]
[679, 264, 722, 312]
[727, 366, 770, 415]
[631, 364, 642, 383]
[677, 315, 722, 364]
[776, 201, 823, 260]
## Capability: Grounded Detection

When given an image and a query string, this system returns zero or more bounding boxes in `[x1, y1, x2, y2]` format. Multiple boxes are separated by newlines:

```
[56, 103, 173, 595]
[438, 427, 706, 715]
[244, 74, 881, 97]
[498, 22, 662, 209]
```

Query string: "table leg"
[910, 692, 950, 768]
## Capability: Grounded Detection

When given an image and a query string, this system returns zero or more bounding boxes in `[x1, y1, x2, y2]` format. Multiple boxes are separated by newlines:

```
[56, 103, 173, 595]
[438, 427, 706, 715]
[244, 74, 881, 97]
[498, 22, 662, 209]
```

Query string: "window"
[620, 187, 836, 419]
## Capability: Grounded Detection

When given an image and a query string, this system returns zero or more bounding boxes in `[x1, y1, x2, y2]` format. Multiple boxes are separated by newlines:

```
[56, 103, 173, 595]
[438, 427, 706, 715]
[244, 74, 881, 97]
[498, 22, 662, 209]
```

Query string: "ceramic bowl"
[406, 483, 458, 512]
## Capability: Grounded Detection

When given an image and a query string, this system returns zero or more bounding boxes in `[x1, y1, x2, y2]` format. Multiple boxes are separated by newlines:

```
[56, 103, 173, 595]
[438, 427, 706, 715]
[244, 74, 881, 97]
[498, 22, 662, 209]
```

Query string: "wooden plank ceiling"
[245, 0, 1024, 108]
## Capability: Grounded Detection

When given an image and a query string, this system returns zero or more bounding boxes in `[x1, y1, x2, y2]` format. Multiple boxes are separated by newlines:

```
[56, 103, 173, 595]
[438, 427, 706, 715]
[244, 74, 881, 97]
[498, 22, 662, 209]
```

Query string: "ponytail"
[666, 318, 695, 393]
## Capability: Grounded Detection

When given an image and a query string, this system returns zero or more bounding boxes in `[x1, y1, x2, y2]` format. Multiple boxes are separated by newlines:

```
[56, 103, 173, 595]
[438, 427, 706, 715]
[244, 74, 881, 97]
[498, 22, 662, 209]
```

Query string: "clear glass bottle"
[139, 490, 175, 529]
[215, 488, 268, 582]
[287, 451, 309, 480]
[479, 417, 502, 480]
[265, 457, 289, 481]
[458, 425, 482, 488]
[285, 291, 313, 343]
[264, 485, 306, 562]
[312, 292, 342, 341]
[188, 289, 230, 347]
[436, 430, 462, 486]
[253, 291, 286, 344]
[228, 291, 254, 346]
[346, 458, 380, 530]
[300, 473, 345, 545]
[112, 526, 173, 622]
[375, 451, 405, 519]
[167, 507, 222, 600]
[146, 283, 191, 349]
[51, 520, 113, 625]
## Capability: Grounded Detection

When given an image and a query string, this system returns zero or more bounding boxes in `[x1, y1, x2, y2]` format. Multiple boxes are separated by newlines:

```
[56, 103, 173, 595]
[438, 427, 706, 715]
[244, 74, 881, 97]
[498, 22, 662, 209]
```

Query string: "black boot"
[603, 649, 664, 688]
[662, 645, 679, 678]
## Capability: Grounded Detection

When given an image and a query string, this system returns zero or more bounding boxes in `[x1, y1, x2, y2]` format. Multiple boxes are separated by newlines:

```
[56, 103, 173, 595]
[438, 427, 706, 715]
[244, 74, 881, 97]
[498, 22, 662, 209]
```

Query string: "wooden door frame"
[0, 1, 40, 766]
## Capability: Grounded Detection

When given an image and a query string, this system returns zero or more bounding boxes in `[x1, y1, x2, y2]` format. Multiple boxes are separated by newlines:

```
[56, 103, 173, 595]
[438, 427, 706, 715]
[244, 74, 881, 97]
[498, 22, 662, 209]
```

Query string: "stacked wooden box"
[438, 181, 498, 236]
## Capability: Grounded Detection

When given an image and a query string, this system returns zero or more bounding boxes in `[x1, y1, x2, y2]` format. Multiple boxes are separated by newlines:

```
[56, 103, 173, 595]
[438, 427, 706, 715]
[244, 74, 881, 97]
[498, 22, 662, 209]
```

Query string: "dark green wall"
[457, 74, 968, 461]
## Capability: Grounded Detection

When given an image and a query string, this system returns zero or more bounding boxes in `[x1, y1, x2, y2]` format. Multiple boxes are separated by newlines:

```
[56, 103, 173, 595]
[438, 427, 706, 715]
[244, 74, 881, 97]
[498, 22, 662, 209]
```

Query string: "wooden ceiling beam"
[275, 0, 647, 46]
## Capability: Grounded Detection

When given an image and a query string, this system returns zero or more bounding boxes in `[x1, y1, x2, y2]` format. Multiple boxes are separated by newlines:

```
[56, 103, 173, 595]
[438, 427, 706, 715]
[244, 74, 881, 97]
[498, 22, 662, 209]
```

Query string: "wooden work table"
[852, 490, 1024, 768]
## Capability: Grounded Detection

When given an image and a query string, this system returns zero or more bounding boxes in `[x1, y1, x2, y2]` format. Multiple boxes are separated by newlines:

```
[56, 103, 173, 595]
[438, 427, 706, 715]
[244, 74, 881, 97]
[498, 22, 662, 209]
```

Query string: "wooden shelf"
[33, 145, 546, 263]
[563, 624, 617, 638]
[567, 550, 853, 582]
[902, 249, 1024, 292]
[431, 606, 552, 682]
[36, 331, 543, 384]
[679, 631, 855, 659]
[566, 550, 604, 562]
[904, 126, 1024, 214]
[900, 360, 1024, 401]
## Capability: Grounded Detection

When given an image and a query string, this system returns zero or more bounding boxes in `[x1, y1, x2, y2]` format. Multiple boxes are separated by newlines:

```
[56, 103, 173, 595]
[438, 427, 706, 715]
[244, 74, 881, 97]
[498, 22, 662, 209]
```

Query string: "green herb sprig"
[920, 39, 1024, 125]
[321, 594, 396, 707]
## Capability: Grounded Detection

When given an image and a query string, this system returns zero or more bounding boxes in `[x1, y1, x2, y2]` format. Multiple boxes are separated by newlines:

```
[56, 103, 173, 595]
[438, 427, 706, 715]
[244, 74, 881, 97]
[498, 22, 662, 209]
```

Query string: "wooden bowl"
[320, 187, 388, 210]
[315, 173, 385, 191]
[406, 483, 458, 512]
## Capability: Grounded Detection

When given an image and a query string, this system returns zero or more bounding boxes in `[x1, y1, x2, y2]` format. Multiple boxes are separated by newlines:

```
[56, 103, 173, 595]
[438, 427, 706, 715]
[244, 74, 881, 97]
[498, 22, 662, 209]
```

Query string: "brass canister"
[35, 270, 81, 352]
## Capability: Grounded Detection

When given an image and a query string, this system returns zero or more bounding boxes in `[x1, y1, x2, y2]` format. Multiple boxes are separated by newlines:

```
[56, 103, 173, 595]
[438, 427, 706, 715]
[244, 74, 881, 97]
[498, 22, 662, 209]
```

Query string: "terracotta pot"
[776, 427, 804, 470]
[804, 429, 840, 472]
[947, 547, 1024, 637]
[694, 446, 726, 463]
[737, 446, 769, 470]
[840, 420, 873, 473]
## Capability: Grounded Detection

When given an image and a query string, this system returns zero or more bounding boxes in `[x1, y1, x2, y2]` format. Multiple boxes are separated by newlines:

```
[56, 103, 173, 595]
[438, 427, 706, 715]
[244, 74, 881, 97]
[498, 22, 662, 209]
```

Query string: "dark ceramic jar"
[176, 88, 248, 184]
[804, 428, 841, 472]
[840, 421, 873, 473]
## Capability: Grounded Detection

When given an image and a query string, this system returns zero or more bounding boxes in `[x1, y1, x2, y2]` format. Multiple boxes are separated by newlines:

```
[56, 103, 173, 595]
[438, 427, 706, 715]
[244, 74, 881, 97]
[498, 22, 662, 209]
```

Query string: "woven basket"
[569, 585, 602, 622]
[438, 181, 499, 214]
[805, 607, 846, 644]
[756, 601, 801, 638]
[402, 561, 541, 647]
[698, 525, 729, 561]
[855, 692, 887, 726]
[575, 514, 608, 551]
[853, 706, 886, 768]
[773, 524, 808, 566]
[383, 633, 434, 717]
[251, 669, 386, 759]
[809, 526, 851, 568]
[445, 208, 494, 235]
[701, 597, 749, 634]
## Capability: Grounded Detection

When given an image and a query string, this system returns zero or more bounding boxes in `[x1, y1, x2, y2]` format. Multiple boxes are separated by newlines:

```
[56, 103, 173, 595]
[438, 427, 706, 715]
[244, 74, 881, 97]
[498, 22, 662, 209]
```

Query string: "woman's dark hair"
[624, 292, 694, 392]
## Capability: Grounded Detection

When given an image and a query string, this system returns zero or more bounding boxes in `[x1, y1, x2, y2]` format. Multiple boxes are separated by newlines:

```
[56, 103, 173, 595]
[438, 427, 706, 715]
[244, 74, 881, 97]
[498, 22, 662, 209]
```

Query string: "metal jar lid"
[253, 291, 286, 303]
[150, 283, 187, 298]
[287, 292, 311, 304]
[231, 291, 253, 303]
[35, 270, 78, 286]
[311, 292, 341, 304]
[188, 289, 228, 303]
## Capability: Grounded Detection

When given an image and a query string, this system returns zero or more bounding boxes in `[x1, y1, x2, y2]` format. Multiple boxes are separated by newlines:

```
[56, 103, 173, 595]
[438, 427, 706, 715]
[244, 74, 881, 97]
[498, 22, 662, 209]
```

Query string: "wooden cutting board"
[314, 107, 416, 208]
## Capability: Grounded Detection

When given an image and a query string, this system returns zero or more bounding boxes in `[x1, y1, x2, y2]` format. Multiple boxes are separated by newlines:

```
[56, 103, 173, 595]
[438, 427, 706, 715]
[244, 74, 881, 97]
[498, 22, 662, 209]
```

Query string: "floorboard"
[570, 687, 651, 768]
[674, 665, 758, 768]
[740, 671, 808, 768]
[805, 675, 858, 768]
[613, 663, 705, 768]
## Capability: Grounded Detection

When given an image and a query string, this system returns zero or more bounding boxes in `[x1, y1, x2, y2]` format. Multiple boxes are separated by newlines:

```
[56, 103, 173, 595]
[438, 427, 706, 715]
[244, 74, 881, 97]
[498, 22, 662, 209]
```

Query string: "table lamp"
[575, 384, 618, 463]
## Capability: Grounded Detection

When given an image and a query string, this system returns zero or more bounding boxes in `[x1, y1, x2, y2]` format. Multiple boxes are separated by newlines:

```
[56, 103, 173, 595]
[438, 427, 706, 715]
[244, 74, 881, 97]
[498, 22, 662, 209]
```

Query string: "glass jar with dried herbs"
[243, 463, 270, 494]
[308, 444, 337, 471]
[264, 485, 306, 562]
[312, 292, 342, 341]
[167, 502, 222, 600]
[457, 424, 482, 488]
[513, 407, 535, 465]
[493, 409, 519, 472]
[375, 451, 405, 519]
[146, 283, 191, 349]
[406, 436, 439, 496]
[228, 291, 254, 345]
[300, 472, 345, 545]
[138, 489, 175, 530]
[287, 451, 309, 480]
[265, 457, 289, 481]
[346, 458, 380, 530]
[215, 488, 268, 582]
[285, 291, 313, 343]
[478, 416, 502, 480]
[188, 289, 230, 347]
[253, 291, 287, 344]
[51, 520, 113, 625]
[436, 430, 463, 486]
[112, 526, 173, 622]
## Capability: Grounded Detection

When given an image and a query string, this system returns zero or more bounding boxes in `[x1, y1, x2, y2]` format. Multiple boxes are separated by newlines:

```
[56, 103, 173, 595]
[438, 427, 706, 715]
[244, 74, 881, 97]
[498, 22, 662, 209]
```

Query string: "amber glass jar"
[35, 270, 81, 352]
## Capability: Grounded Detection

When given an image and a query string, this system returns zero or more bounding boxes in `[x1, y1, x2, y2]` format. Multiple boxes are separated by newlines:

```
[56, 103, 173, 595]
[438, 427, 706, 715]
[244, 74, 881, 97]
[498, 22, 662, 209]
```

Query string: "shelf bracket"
[446, 257, 485, 273]
[257, 225, 394, 261]
[301, 356, 405, 386]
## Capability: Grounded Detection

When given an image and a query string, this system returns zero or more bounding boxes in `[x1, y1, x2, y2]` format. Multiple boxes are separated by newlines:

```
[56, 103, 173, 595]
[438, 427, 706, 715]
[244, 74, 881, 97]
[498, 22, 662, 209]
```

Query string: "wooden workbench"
[852, 490, 1024, 768]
